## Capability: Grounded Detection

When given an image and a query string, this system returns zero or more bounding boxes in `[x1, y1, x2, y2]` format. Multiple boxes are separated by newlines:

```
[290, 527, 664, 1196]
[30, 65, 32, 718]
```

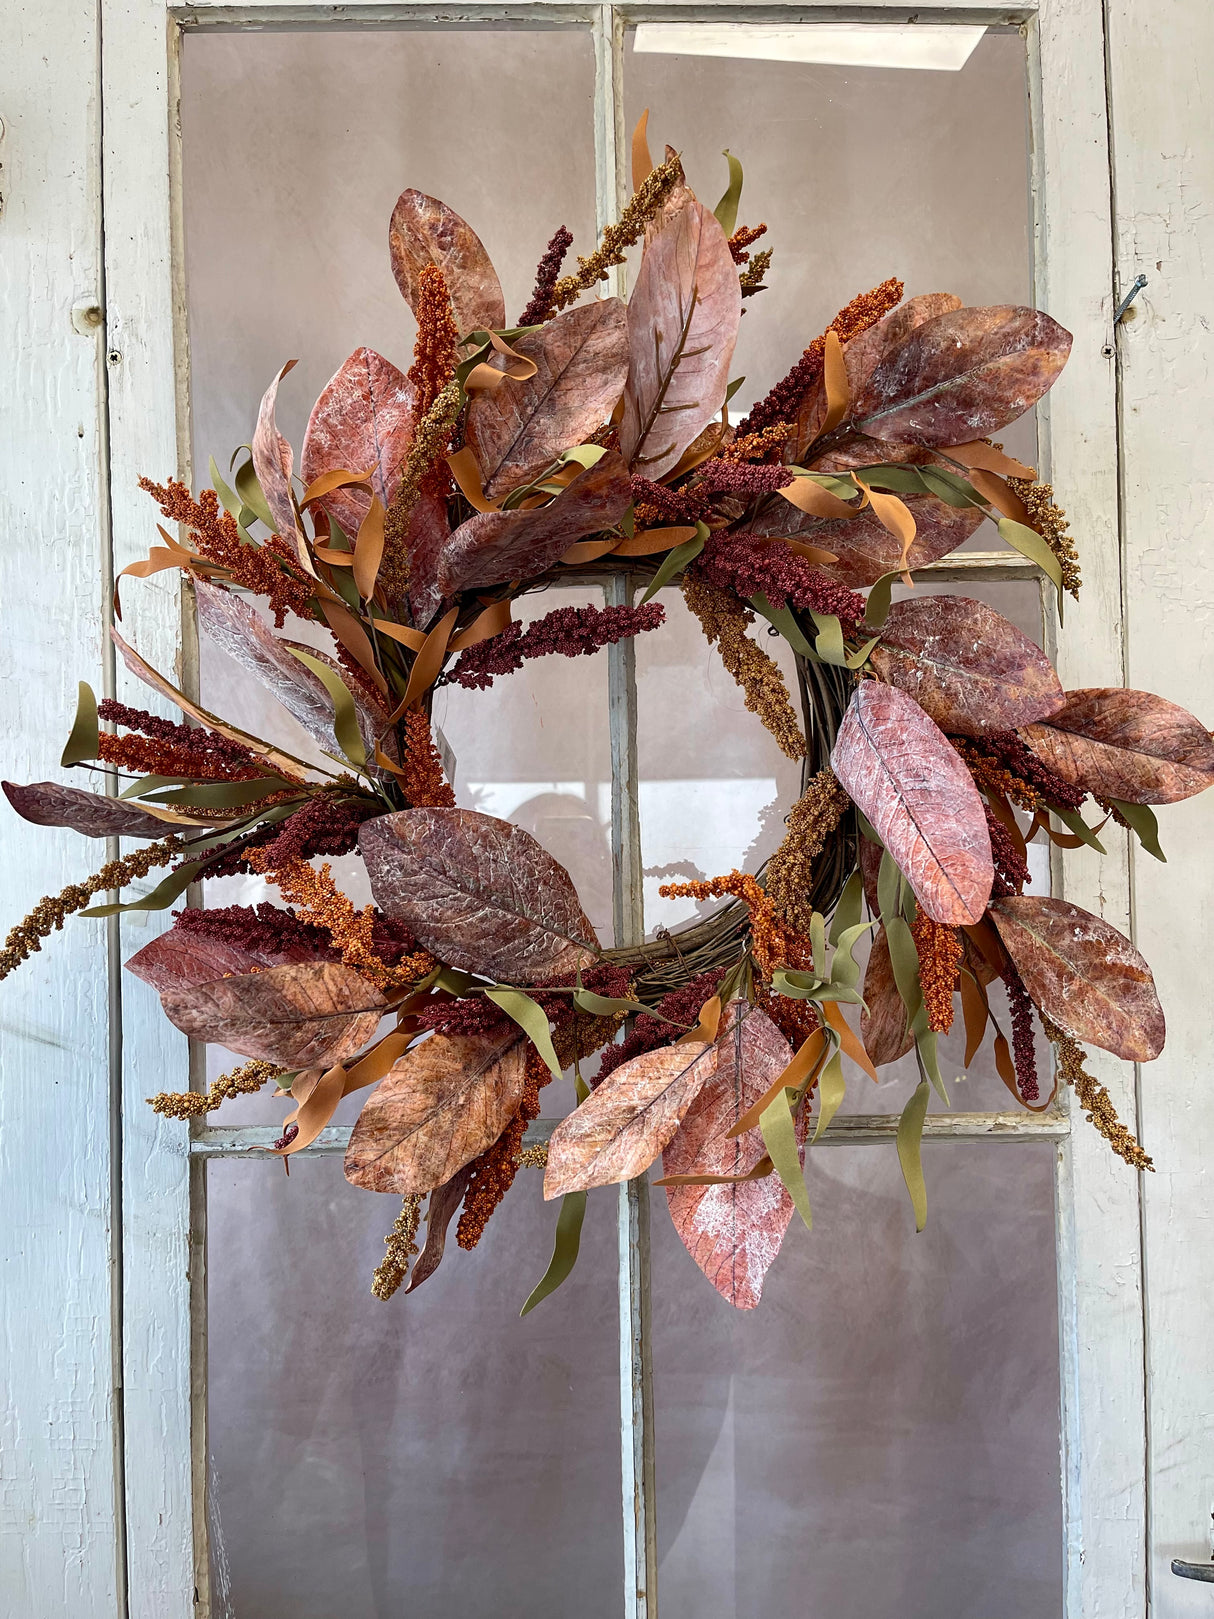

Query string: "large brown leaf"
[404, 1165, 475, 1294]
[160, 961, 386, 1068]
[662, 1004, 795, 1310]
[403, 482, 453, 628]
[544, 1039, 716, 1197]
[465, 300, 629, 498]
[251, 362, 300, 539]
[737, 491, 982, 588]
[860, 927, 915, 1066]
[1020, 688, 1214, 804]
[435, 453, 630, 599]
[988, 896, 1165, 1062]
[3, 780, 178, 840]
[870, 594, 1065, 736]
[301, 348, 419, 536]
[359, 808, 598, 983]
[388, 189, 505, 336]
[831, 681, 993, 926]
[853, 306, 1072, 447]
[620, 192, 741, 480]
[344, 1030, 526, 1194]
[126, 920, 327, 996]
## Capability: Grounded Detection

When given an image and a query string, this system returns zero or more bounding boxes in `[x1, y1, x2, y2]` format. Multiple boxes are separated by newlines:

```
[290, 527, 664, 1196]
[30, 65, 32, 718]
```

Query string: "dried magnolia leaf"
[466, 300, 629, 498]
[739, 491, 982, 589]
[3, 779, 179, 840]
[359, 807, 598, 983]
[544, 1039, 716, 1197]
[125, 922, 327, 995]
[1020, 688, 1214, 804]
[388, 189, 505, 336]
[620, 192, 741, 480]
[160, 961, 386, 1068]
[831, 681, 993, 926]
[252, 362, 300, 539]
[435, 452, 630, 598]
[301, 348, 419, 535]
[402, 483, 453, 629]
[854, 305, 1073, 447]
[989, 896, 1165, 1062]
[405, 1165, 475, 1293]
[860, 927, 915, 1066]
[662, 1003, 795, 1309]
[871, 594, 1065, 736]
[344, 1030, 526, 1194]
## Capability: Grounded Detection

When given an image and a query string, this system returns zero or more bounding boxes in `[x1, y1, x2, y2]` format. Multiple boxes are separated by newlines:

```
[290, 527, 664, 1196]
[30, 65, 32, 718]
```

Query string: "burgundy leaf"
[870, 594, 1065, 736]
[126, 922, 326, 995]
[403, 483, 454, 629]
[344, 1030, 526, 1194]
[301, 348, 419, 536]
[620, 192, 741, 480]
[736, 491, 983, 588]
[662, 1003, 795, 1309]
[3, 779, 178, 840]
[251, 362, 300, 539]
[831, 682, 993, 925]
[989, 895, 1165, 1062]
[160, 961, 386, 1068]
[1020, 688, 1214, 804]
[359, 808, 598, 983]
[388, 190, 505, 336]
[853, 306, 1073, 447]
[860, 927, 915, 1066]
[466, 299, 629, 498]
[404, 1165, 475, 1293]
[435, 452, 630, 599]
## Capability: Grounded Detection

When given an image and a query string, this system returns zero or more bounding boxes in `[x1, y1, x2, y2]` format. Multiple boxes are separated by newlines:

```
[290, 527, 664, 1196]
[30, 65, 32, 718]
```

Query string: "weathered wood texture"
[0, 6, 121, 1612]
[1033, 4, 1148, 1613]
[1106, 1, 1214, 1607]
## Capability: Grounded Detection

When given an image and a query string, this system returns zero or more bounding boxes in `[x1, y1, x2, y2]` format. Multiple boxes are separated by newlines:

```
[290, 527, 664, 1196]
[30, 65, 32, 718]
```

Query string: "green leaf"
[484, 987, 563, 1081]
[808, 609, 847, 667]
[811, 1049, 847, 1142]
[286, 648, 367, 768]
[785, 469, 860, 501]
[876, 849, 902, 928]
[560, 444, 608, 470]
[724, 376, 747, 406]
[1052, 804, 1108, 855]
[640, 522, 709, 602]
[620, 505, 636, 540]
[1108, 798, 1166, 862]
[119, 774, 193, 800]
[572, 989, 652, 1018]
[855, 811, 882, 847]
[810, 910, 827, 978]
[829, 920, 874, 993]
[914, 1027, 949, 1103]
[997, 518, 1065, 624]
[915, 464, 986, 509]
[143, 777, 297, 809]
[759, 1090, 812, 1230]
[234, 456, 278, 532]
[851, 465, 928, 495]
[884, 914, 925, 1032]
[435, 967, 476, 996]
[61, 682, 100, 767]
[749, 593, 815, 658]
[846, 633, 883, 671]
[863, 570, 903, 631]
[771, 968, 821, 1001]
[829, 870, 864, 947]
[896, 1079, 931, 1231]
[520, 1190, 587, 1316]
[80, 856, 207, 917]
[713, 149, 744, 236]
[209, 455, 243, 522]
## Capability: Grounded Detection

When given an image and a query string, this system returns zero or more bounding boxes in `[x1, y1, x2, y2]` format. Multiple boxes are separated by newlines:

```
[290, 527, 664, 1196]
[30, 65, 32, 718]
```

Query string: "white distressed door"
[2, 3, 1212, 1615]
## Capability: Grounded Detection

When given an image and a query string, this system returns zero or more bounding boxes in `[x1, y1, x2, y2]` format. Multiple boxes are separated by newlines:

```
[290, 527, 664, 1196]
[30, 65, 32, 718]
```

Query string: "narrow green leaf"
[209, 455, 243, 522]
[785, 469, 860, 501]
[572, 989, 652, 1018]
[61, 682, 100, 767]
[749, 593, 816, 658]
[640, 522, 708, 602]
[829, 870, 864, 947]
[915, 463, 986, 509]
[724, 376, 747, 406]
[560, 443, 608, 469]
[829, 920, 875, 992]
[997, 518, 1065, 624]
[896, 1079, 931, 1231]
[810, 911, 827, 978]
[119, 774, 193, 800]
[713, 148, 744, 236]
[620, 505, 637, 539]
[1052, 804, 1108, 855]
[286, 648, 367, 768]
[884, 914, 925, 1035]
[435, 967, 476, 996]
[234, 455, 278, 532]
[914, 1028, 949, 1103]
[770, 968, 822, 1000]
[808, 609, 847, 667]
[81, 856, 207, 917]
[855, 811, 882, 846]
[876, 849, 903, 928]
[520, 1191, 587, 1316]
[846, 633, 883, 671]
[863, 570, 903, 631]
[759, 1090, 812, 1230]
[144, 777, 297, 809]
[485, 987, 563, 1081]
[1107, 798, 1166, 861]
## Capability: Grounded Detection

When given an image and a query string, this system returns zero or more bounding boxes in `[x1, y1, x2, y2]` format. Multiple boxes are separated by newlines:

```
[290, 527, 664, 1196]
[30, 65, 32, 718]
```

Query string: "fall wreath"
[4, 124, 1209, 1312]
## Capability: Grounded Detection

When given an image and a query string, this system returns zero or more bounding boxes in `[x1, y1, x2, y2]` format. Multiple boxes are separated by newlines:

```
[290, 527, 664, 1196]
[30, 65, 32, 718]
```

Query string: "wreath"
[4, 124, 1209, 1313]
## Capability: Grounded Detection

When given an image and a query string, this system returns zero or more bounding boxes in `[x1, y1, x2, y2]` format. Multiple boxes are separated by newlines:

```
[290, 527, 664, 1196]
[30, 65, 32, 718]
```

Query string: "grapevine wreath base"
[4, 121, 1211, 1312]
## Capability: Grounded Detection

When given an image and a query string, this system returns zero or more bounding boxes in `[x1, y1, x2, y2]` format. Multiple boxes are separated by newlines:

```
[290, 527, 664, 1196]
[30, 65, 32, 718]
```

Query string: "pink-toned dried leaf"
[126, 921, 328, 995]
[403, 482, 454, 629]
[792, 293, 964, 459]
[252, 361, 300, 539]
[344, 1030, 526, 1194]
[3, 779, 178, 840]
[860, 927, 915, 1066]
[544, 1039, 716, 1197]
[1020, 688, 1214, 804]
[831, 681, 993, 926]
[435, 452, 630, 599]
[854, 306, 1073, 447]
[662, 1003, 795, 1309]
[620, 193, 741, 480]
[466, 299, 629, 498]
[737, 491, 982, 588]
[988, 895, 1165, 1062]
[160, 961, 386, 1068]
[870, 594, 1065, 736]
[301, 348, 419, 536]
[388, 189, 505, 336]
[359, 807, 598, 984]
[404, 1164, 475, 1293]
[859, 837, 883, 917]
